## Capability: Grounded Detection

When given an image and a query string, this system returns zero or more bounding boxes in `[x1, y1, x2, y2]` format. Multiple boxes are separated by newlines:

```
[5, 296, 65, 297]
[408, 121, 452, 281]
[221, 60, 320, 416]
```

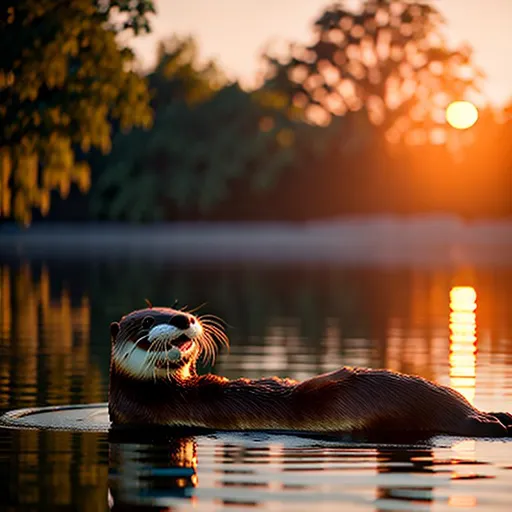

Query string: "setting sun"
[445, 101, 479, 130]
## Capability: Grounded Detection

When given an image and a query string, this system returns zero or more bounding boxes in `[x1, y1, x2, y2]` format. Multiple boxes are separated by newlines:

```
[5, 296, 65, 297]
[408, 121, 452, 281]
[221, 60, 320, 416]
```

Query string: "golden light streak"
[448, 495, 477, 508]
[449, 286, 477, 404]
[445, 101, 479, 130]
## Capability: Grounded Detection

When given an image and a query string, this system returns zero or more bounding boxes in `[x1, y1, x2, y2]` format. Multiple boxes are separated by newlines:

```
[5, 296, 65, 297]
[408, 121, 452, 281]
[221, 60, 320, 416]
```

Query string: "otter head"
[110, 307, 227, 381]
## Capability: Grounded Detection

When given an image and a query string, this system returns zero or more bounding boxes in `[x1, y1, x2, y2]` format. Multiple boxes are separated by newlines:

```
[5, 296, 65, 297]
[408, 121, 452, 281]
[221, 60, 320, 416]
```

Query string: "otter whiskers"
[143, 343, 161, 382]
[163, 339, 172, 381]
[196, 315, 230, 366]
[145, 338, 180, 382]
[122, 333, 150, 359]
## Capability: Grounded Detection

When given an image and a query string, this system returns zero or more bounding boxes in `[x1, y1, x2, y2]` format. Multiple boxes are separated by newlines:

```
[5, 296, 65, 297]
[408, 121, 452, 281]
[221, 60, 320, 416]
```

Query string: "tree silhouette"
[91, 37, 301, 221]
[0, 1, 155, 225]
[262, 0, 483, 144]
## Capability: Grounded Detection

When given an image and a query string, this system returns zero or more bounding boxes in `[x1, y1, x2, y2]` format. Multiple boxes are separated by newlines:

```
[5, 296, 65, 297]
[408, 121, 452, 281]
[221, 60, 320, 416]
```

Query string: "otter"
[108, 306, 512, 438]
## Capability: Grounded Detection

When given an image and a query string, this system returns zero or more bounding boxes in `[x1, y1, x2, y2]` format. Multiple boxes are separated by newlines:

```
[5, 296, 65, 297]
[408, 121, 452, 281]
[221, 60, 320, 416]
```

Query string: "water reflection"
[375, 448, 435, 510]
[1, 260, 511, 413]
[0, 427, 108, 511]
[0, 257, 512, 511]
[108, 436, 197, 511]
[449, 286, 478, 404]
[0, 264, 103, 411]
[4, 423, 509, 512]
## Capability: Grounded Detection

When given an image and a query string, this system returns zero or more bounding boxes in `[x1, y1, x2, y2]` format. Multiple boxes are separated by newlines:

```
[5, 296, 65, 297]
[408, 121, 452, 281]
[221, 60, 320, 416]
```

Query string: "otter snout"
[148, 324, 182, 344]
[168, 313, 195, 329]
[146, 314, 202, 345]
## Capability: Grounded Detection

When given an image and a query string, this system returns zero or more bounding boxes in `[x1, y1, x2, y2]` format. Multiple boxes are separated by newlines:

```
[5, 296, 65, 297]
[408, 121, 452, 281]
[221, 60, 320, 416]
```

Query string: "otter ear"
[110, 322, 120, 342]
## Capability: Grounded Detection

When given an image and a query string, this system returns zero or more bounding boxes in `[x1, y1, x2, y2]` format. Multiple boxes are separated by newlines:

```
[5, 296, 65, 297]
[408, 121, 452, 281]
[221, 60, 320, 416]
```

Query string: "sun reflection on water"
[449, 286, 477, 404]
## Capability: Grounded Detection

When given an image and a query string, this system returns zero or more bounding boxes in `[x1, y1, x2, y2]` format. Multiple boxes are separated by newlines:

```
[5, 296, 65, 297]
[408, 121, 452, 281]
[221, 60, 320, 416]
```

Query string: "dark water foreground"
[0, 225, 511, 511]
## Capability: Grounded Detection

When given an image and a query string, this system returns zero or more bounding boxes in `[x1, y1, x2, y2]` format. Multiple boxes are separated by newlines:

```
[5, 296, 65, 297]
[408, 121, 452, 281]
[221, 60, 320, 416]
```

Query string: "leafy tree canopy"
[262, 0, 483, 145]
[0, 0, 155, 225]
[91, 38, 304, 221]
[149, 35, 228, 108]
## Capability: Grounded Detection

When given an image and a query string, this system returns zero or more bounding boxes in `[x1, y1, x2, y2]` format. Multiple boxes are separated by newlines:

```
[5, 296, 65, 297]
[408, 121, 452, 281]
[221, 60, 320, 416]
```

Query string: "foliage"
[0, 0, 155, 225]
[150, 35, 228, 108]
[92, 0, 490, 222]
[91, 83, 301, 221]
[13, 1, 510, 223]
[262, 0, 483, 143]
[91, 37, 301, 221]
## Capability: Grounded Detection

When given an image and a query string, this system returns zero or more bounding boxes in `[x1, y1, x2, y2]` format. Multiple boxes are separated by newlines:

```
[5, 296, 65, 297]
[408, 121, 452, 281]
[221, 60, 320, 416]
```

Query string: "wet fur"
[109, 308, 512, 438]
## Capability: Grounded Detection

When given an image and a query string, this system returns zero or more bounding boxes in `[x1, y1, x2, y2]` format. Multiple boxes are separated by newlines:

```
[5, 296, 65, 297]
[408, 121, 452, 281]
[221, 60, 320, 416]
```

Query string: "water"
[1, 255, 511, 511]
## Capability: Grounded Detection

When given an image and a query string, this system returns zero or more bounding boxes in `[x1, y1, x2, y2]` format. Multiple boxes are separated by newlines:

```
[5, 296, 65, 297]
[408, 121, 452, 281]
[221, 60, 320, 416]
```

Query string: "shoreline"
[1, 216, 512, 265]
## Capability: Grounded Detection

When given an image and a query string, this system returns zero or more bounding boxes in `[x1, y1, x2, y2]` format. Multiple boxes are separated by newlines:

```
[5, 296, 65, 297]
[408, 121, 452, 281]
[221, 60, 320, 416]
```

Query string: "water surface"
[0, 255, 511, 511]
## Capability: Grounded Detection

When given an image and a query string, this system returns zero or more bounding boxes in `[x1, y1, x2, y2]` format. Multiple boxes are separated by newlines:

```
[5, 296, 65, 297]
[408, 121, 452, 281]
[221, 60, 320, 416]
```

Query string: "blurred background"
[0, 0, 511, 225]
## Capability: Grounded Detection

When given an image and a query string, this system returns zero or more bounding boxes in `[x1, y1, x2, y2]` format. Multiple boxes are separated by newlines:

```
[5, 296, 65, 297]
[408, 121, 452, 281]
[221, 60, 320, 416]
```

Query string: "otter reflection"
[108, 434, 197, 511]
[375, 447, 435, 510]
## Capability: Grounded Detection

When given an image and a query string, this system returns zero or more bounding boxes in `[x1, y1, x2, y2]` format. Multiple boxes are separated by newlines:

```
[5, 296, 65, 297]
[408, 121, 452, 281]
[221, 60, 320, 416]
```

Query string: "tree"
[149, 35, 227, 109]
[92, 84, 302, 221]
[0, 0, 155, 225]
[90, 36, 302, 221]
[262, 0, 483, 144]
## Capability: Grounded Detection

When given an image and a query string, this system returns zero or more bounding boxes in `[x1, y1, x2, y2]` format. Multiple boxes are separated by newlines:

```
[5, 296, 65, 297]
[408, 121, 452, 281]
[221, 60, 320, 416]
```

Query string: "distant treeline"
[1, 1, 511, 224]
[34, 104, 512, 222]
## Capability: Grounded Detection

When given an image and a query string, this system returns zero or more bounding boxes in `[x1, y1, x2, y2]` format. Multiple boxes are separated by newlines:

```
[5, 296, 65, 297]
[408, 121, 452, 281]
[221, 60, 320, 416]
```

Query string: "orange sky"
[130, 0, 512, 107]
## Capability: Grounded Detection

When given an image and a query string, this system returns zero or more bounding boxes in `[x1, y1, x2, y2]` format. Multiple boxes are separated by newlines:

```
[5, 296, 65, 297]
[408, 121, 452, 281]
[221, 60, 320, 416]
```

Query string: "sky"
[130, 0, 512, 106]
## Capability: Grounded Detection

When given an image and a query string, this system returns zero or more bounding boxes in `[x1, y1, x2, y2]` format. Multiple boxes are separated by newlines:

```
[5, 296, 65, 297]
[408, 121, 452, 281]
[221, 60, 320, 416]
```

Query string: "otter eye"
[142, 316, 154, 329]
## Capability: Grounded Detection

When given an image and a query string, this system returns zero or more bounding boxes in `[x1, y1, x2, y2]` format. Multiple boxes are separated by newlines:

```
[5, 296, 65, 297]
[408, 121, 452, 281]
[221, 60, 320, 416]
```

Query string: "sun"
[445, 101, 479, 130]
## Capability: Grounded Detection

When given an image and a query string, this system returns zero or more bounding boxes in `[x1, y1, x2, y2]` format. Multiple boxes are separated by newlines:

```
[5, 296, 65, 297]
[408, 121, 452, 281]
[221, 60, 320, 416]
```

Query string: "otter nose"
[168, 314, 190, 330]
